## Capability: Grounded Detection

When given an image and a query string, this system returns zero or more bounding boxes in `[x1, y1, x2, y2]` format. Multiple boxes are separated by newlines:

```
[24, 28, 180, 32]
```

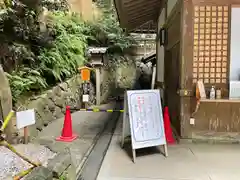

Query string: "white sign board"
[230, 81, 240, 99]
[16, 109, 36, 129]
[82, 94, 89, 102]
[122, 90, 168, 163]
[197, 81, 206, 99]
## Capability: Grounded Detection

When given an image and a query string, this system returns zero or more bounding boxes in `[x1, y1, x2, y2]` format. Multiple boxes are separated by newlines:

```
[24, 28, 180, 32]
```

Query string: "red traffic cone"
[56, 106, 77, 142]
[164, 107, 175, 144]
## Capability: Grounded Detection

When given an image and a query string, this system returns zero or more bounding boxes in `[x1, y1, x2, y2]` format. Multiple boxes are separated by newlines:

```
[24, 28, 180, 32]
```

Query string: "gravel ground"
[0, 143, 56, 180]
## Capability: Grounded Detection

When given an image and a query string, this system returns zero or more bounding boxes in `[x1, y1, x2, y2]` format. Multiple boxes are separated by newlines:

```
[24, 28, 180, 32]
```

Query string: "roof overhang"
[114, 0, 165, 33]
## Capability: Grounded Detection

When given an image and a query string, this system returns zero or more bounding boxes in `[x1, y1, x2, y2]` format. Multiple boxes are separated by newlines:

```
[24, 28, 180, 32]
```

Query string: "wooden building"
[114, 0, 240, 140]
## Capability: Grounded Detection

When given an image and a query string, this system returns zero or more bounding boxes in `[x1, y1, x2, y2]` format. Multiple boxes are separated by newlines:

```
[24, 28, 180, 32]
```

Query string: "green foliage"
[0, 0, 135, 104]
[85, 16, 134, 51]
[41, 0, 69, 12]
[0, 1, 88, 102]
[6, 67, 47, 101]
[59, 174, 67, 180]
[85, 0, 136, 52]
[38, 12, 88, 82]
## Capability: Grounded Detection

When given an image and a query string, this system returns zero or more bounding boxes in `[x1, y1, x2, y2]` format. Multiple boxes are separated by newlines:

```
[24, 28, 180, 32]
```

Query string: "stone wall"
[100, 55, 139, 101]
[116, 60, 139, 90]
[14, 75, 85, 141]
[11, 55, 142, 142]
[100, 66, 116, 103]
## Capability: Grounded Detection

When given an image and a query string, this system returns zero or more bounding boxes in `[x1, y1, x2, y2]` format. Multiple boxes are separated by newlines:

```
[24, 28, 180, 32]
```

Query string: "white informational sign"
[82, 94, 89, 102]
[121, 90, 168, 163]
[230, 81, 240, 99]
[16, 109, 36, 129]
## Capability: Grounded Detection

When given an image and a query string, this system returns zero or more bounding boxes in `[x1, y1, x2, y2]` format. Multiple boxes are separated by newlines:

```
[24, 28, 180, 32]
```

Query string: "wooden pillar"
[95, 68, 101, 105]
[144, 39, 147, 56]
[0, 98, 3, 127]
[179, 0, 193, 138]
[151, 65, 157, 89]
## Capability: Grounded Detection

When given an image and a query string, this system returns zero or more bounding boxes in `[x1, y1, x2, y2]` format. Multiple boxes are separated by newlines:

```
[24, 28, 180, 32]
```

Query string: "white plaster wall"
[156, 8, 165, 83]
[230, 7, 240, 81]
[167, 0, 178, 17]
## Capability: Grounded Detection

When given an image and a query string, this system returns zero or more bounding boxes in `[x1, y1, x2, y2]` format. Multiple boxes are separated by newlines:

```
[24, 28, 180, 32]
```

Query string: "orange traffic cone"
[164, 106, 175, 144]
[56, 106, 77, 142]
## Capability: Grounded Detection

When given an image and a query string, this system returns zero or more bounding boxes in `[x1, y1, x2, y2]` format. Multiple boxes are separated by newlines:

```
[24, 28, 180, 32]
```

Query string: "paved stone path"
[97, 116, 240, 180]
[34, 102, 119, 176]
[77, 108, 120, 180]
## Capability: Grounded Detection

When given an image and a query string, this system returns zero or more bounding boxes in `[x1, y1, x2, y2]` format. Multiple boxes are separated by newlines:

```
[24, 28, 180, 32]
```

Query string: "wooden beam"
[114, 0, 163, 31]
[127, 11, 158, 20]
[128, 19, 157, 30]
[113, 0, 128, 28]
[127, 8, 158, 17]
[132, 22, 157, 33]
[124, 0, 159, 6]
[128, 13, 158, 24]
[125, 1, 160, 12]
[192, 0, 240, 5]
[157, 0, 167, 19]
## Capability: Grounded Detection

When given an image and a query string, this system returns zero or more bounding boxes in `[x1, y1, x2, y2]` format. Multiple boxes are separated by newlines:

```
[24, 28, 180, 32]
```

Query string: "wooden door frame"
[178, 0, 194, 138]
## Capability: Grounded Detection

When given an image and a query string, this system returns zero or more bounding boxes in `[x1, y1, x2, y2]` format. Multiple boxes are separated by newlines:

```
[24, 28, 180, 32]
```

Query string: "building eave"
[114, 0, 165, 32]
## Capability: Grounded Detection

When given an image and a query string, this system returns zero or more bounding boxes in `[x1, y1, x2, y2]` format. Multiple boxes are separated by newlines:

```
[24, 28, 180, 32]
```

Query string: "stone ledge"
[47, 150, 72, 178]
[180, 131, 240, 144]
[24, 167, 53, 180]
[24, 149, 76, 180]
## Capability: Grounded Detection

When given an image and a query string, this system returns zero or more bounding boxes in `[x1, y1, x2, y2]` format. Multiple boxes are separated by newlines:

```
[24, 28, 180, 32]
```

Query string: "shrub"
[38, 12, 88, 83]
[1, 0, 136, 103]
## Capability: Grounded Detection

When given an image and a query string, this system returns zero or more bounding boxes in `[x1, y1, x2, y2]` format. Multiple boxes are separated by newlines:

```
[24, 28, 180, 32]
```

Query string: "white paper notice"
[126, 90, 166, 150]
[82, 94, 89, 102]
[16, 109, 36, 129]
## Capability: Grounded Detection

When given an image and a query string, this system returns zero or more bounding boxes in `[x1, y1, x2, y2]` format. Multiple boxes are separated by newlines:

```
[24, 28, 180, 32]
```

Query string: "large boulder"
[115, 56, 138, 90]
[0, 65, 14, 142]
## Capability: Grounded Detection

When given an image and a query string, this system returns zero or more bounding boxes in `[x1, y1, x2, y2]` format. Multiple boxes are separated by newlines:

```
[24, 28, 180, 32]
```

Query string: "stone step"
[180, 131, 240, 144]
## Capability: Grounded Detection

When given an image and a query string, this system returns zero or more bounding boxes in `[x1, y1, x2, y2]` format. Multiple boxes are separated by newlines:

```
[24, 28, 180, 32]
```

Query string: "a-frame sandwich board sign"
[121, 89, 168, 163]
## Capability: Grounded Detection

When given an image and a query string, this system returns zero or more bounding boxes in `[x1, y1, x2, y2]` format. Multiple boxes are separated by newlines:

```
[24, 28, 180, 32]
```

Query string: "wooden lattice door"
[192, 5, 229, 95]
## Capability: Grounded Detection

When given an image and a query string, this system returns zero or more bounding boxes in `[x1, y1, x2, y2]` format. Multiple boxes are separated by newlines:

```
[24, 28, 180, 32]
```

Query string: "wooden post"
[144, 39, 147, 56]
[121, 94, 127, 148]
[78, 66, 92, 108]
[24, 127, 28, 144]
[95, 67, 101, 105]
[0, 98, 3, 128]
[151, 65, 157, 89]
